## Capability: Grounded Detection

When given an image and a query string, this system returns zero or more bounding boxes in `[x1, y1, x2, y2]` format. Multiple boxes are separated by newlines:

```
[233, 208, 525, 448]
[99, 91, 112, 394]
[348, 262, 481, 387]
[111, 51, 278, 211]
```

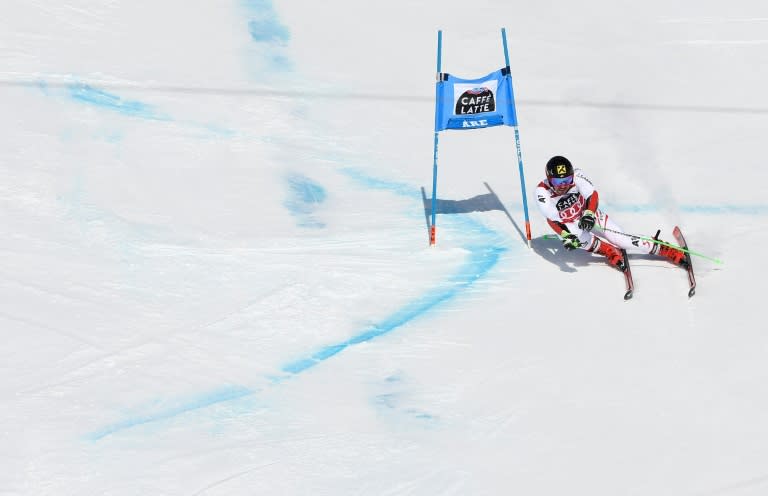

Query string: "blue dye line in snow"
[87, 385, 253, 441]
[68, 84, 170, 121]
[64, 84, 238, 136]
[340, 166, 512, 243]
[278, 167, 508, 373]
[282, 244, 506, 374]
[608, 203, 768, 215]
[86, 164, 506, 440]
[682, 204, 768, 215]
[340, 167, 419, 199]
[336, 170, 768, 219]
[87, 241, 506, 440]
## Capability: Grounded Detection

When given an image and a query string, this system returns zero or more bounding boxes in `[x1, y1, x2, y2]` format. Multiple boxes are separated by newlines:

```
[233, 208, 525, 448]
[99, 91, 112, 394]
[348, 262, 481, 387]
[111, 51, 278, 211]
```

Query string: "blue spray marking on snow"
[85, 0, 509, 435]
[281, 167, 508, 373]
[87, 241, 503, 440]
[37, 81, 236, 136]
[198, 123, 238, 138]
[340, 166, 509, 242]
[375, 393, 437, 424]
[87, 385, 253, 441]
[281, 243, 505, 374]
[284, 174, 327, 228]
[681, 204, 768, 215]
[86, 168, 508, 440]
[37, 80, 50, 95]
[100, 131, 123, 143]
[242, 0, 292, 71]
[68, 84, 170, 121]
[248, 16, 289, 43]
[608, 203, 768, 215]
[340, 167, 418, 199]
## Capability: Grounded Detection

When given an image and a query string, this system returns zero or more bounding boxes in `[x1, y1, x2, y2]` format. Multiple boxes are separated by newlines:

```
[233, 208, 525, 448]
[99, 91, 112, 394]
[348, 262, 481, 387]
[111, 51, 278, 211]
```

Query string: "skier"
[535, 155, 687, 271]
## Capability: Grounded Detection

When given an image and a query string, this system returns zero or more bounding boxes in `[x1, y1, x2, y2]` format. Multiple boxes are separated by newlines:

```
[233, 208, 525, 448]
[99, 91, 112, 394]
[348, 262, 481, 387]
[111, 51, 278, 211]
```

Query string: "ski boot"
[591, 239, 626, 272]
[656, 243, 689, 268]
[651, 230, 689, 268]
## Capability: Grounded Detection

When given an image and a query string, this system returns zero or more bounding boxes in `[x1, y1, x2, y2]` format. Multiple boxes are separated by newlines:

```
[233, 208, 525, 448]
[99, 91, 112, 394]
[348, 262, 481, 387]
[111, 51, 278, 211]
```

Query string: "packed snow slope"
[1, 1, 767, 495]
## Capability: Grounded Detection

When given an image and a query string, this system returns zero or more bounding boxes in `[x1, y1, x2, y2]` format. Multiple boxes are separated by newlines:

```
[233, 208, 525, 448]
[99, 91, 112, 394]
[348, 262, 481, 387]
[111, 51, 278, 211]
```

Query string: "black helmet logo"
[546, 156, 573, 178]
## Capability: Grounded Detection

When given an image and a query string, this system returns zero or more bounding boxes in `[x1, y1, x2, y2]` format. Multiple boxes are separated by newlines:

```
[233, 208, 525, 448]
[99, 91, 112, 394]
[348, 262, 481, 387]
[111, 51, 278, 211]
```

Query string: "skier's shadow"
[420, 182, 527, 244]
[532, 236, 663, 272]
[531, 235, 596, 273]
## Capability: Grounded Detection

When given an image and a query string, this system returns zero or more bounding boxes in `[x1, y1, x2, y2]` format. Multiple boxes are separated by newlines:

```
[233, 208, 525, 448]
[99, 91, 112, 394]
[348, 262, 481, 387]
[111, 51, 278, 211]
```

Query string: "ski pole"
[543, 229, 723, 265]
[593, 226, 723, 265]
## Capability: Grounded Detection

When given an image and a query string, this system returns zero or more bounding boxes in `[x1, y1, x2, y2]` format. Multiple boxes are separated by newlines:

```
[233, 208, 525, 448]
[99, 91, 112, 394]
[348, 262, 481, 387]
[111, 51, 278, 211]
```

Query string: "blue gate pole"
[430, 30, 443, 246]
[501, 28, 532, 248]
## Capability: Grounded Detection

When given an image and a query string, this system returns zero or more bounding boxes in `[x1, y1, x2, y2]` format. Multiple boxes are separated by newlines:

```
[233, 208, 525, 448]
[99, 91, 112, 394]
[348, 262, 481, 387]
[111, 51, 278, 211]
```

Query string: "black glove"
[578, 210, 596, 232]
[561, 232, 581, 251]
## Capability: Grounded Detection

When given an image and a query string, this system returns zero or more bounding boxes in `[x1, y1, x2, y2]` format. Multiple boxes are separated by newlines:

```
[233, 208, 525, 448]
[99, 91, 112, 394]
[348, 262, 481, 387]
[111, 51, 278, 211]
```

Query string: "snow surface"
[1, 1, 767, 495]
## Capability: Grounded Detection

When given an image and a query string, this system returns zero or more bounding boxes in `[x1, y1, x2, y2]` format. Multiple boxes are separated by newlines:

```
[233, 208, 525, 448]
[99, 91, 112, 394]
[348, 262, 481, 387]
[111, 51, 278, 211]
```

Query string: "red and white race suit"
[535, 168, 656, 253]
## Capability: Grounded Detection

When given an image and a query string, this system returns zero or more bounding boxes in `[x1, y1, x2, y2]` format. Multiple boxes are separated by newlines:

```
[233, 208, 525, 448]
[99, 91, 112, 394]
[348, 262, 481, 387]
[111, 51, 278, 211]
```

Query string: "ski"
[672, 226, 696, 297]
[620, 249, 634, 300]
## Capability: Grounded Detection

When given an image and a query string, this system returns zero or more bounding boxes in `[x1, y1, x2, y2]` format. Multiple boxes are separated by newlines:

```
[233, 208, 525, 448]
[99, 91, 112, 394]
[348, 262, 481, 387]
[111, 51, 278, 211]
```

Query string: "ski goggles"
[549, 175, 574, 187]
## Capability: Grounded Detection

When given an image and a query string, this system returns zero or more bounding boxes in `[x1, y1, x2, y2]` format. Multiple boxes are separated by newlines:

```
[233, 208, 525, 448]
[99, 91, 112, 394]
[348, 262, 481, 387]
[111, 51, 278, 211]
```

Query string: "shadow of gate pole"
[420, 182, 527, 245]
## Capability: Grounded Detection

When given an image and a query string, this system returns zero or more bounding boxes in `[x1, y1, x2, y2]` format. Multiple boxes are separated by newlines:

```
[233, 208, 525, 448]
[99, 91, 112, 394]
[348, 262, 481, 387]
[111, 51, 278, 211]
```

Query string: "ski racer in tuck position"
[535, 155, 687, 271]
